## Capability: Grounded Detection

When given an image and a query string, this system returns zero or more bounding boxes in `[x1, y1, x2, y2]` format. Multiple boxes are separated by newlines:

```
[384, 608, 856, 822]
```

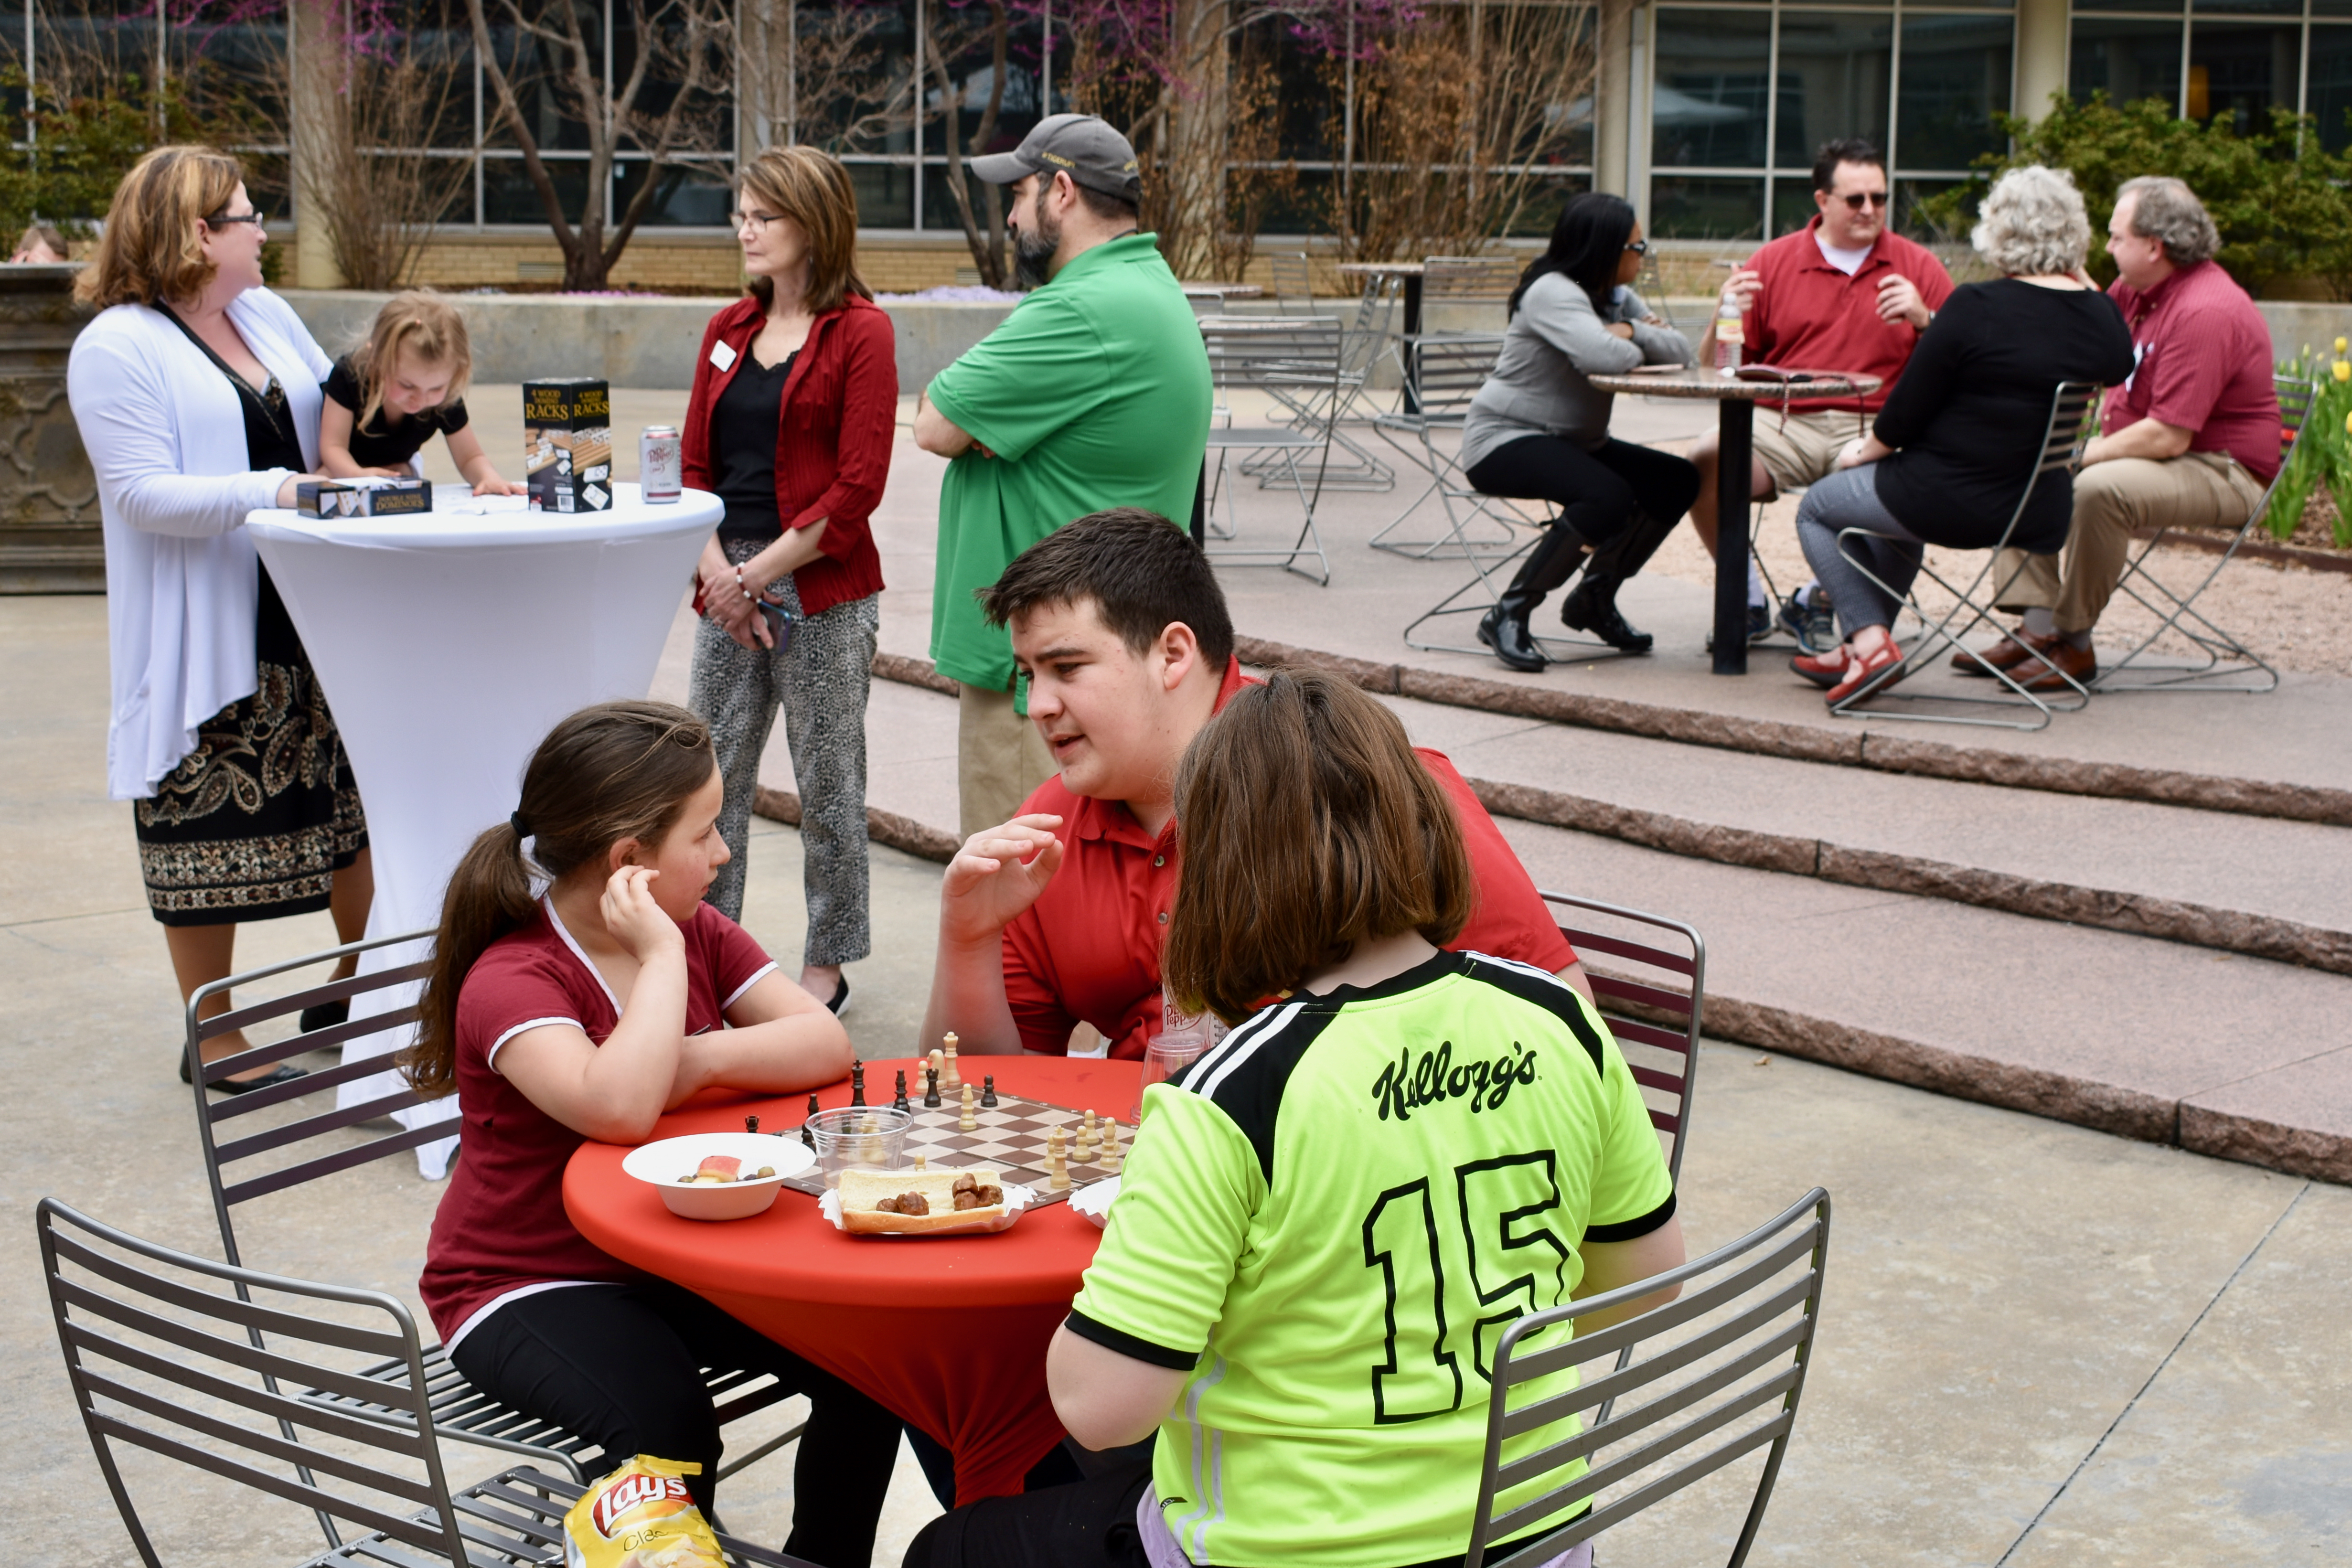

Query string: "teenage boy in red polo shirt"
[919, 507, 1588, 1061]
[1688, 138, 1955, 640]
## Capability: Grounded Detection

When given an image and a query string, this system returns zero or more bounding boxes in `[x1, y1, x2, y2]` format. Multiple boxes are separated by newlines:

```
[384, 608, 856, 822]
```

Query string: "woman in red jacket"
[684, 146, 895, 1014]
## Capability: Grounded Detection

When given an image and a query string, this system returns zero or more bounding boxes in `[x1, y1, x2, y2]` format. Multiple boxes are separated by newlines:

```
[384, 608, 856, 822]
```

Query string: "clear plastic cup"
[1133, 1032, 1207, 1120]
[807, 1105, 911, 1188]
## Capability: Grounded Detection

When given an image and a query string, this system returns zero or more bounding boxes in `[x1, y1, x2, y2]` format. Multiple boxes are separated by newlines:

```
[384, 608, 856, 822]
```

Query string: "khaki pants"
[1993, 452, 2264, 633]
[1749, 407, 1873, 494]
[958, 680, 1058, 841]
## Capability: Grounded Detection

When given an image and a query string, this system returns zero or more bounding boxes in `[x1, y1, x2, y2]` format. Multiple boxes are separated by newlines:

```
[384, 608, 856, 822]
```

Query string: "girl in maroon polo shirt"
[398, 700, 899, 1564]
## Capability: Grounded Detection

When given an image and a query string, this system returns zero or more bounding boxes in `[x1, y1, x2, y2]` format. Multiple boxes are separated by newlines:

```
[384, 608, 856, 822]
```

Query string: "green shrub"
[1916, 92, 2352, 300]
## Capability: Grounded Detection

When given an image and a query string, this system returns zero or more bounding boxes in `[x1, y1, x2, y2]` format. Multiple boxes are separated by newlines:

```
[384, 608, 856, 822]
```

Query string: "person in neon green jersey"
[902, 672, 1685, 1568]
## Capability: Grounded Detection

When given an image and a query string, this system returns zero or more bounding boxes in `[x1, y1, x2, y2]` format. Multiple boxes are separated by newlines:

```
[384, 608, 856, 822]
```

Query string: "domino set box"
[524, 377, 614, 512]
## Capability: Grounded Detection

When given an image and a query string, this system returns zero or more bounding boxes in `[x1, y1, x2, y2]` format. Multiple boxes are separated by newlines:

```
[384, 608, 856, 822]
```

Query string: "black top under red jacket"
[682, 291, 896, 616]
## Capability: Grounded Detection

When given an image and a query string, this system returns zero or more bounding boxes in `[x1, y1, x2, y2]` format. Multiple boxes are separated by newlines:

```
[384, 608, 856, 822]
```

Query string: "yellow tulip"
[2337, 335, 2348, 353]
[2343, 410, 2351, 434]
[2336, 360, 2351, 383]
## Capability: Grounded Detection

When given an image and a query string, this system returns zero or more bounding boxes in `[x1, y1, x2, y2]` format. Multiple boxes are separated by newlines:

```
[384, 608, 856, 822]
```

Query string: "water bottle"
[1714, 291, 1744, 375]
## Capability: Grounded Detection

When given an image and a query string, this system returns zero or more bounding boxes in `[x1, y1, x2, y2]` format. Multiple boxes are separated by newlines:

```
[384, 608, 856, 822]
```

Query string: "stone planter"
[0, 264, 101, 592]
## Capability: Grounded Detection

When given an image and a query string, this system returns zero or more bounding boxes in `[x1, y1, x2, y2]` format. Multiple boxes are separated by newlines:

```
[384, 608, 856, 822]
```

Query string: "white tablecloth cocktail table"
[247, 483, 723, 1176]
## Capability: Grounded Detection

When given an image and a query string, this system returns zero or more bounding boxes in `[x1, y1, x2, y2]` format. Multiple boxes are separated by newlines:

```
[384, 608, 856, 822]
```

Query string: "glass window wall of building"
[2070, 0, 2352, 152]
[1650, 0, 2012, 242]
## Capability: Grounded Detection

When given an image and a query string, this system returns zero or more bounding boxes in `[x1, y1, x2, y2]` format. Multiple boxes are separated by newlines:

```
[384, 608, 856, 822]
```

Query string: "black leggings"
[1465, 434, 1702, 556]
[448, 1279, 902, 1568]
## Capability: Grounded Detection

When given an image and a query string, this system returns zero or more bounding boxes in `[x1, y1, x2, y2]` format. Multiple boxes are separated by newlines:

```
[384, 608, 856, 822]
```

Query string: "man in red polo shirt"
[919, 507, 1586, 1060]
[1688, 138, 1955, 641]
[1967, 176, 2280, 692]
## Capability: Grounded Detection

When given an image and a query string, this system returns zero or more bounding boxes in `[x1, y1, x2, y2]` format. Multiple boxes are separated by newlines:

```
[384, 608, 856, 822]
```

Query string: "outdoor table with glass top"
[1584, 366, 1881, 675]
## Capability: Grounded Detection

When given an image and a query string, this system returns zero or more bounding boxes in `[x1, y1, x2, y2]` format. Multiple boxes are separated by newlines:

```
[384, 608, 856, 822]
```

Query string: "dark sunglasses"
[206, 207, 270, 228]
[1838, 191, 1891, 211]
[1624, 238, 1651, 255]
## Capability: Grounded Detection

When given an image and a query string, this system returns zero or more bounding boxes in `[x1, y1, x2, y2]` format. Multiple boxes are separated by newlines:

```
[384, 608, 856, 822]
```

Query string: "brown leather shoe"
[1951, 629, 2053, 677]
[2004, 638, 2097, 693]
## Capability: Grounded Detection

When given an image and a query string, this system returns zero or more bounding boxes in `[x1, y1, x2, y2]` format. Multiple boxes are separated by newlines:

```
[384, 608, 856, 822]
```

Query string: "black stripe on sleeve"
[1583, 1190, 1677, 1243]
[1062, 1310, 1202, 1371]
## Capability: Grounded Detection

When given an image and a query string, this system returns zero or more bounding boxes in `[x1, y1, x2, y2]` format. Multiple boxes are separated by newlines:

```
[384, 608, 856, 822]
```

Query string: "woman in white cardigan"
[69, 146, 372, 1093]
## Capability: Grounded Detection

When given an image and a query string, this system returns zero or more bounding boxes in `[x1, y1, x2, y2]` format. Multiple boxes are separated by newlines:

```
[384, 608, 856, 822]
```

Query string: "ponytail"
[398, 700, 717, 1097]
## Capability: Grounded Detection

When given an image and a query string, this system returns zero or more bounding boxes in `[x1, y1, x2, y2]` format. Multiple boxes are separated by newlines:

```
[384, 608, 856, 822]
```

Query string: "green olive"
[754, 1166, 775, 1178]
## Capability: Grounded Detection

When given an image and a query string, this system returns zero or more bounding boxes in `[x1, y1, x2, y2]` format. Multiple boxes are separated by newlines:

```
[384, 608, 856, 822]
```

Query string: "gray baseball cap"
[968, 114, 1141, 203]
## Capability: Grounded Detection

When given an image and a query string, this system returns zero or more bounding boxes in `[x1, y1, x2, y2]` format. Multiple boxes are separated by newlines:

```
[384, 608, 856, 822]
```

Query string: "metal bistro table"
[1587, 366, 1880, 675]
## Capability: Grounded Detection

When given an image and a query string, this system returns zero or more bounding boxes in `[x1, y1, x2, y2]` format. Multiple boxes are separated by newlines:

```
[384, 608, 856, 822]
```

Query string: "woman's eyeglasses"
[1624, 239, 1651, 255]
[1839, 191, 1891, 212]
[731, 210, 785, 232]
[206, 208, 270, 229]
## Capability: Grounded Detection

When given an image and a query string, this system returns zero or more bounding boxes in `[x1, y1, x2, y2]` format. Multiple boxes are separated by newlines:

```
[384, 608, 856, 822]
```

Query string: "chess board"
[778, 1086, 1124, 1208]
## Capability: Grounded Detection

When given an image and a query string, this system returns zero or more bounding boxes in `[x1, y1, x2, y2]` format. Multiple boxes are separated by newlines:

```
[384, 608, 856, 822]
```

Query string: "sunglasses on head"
[1837, 191, 1891, 211]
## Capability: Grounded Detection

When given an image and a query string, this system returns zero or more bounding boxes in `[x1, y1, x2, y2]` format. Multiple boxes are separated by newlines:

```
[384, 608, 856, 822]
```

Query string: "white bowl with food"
[623, 1132, 813, 1221]
[819, 1166, 1036, 1237]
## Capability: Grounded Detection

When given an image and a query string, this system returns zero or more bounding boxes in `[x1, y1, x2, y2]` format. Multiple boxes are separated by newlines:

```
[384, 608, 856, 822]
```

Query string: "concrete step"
[1381, 690, 2352, 975]
[1493, 816, 2352, 1186]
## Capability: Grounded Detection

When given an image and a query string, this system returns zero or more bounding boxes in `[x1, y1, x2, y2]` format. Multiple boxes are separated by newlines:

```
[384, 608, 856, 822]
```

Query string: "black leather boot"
[1560, 509, 1675, 653]
[1478, 523, 1587, 672]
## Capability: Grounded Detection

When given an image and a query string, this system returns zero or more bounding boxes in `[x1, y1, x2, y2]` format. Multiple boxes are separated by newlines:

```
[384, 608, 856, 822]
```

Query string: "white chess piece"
[960, 1083, 977, 1132]
[1048, 1124, 1071, 1189]
[943, 1034, 962, 1092]
[1101, 1120, 1123, 1174]
[914, 1152, 928, 1172]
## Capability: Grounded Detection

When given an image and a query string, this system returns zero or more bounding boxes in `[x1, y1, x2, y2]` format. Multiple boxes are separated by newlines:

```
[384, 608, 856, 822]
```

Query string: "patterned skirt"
[134, 569, 369, 927]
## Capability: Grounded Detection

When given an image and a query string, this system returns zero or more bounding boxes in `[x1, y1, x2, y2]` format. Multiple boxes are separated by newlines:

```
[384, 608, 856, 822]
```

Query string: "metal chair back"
[1465, 1189, 1833, 1568]
[38, 1200, 819, 1568]
[1421, 254, 1525, 311]
[1401, 333, 1505, 420]
[185, 929, 442, 1269]
[1541, 894, 1705, 1184]
[1199, 317, 1348, 583]
[40, 1196, 471, 1566]
[1268, 251, 1315, 315]
[2094, 372, 2313, 693]
[1831, 380, 2102, 731]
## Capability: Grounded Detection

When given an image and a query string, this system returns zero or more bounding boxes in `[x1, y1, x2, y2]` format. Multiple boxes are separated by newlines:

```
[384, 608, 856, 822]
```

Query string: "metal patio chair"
[1831, 380, 2102, 731]
[182, 932, 801, 1497]
[38, 1199, 818, 1568]
[1464, 1188, 1834, 1568]
[2093, 373, 2314, 694]
[1541, 893, 1705, 1185]
[1200, 316, 1350, 583]
[1268, 251, 1316, 315]
[1372, 333, 1536, 564]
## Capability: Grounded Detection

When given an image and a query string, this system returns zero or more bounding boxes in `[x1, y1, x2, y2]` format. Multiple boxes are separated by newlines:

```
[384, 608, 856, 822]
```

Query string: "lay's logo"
[590, 1470, 691, 1538]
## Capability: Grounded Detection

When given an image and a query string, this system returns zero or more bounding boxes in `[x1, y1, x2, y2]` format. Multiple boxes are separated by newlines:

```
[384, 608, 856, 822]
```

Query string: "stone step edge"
[1468, 777, 2352, 977]
[864, 650, 2351, 972]
[1228, 636, 2352, 828]
[749, 784, 2348, 1185]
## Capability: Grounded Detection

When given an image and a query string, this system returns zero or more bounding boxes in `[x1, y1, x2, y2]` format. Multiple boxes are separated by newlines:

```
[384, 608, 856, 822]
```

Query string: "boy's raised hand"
[940, 814, 1065, 949]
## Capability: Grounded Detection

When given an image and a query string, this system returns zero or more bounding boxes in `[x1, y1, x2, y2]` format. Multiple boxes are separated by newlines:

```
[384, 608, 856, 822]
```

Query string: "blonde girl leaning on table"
[318, 290, 523, 493]
[396, 700, 898, 1565]
[66, 144, 370, 1094]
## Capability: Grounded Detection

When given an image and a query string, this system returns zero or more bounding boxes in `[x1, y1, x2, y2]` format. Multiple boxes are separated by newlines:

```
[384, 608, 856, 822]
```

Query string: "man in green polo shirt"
[913, 113, 1212, 837]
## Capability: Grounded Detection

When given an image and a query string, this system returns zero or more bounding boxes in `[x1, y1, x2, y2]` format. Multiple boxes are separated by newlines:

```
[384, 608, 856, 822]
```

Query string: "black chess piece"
[802, 1093, 820, 1152]
[924, 1067, 941, 1108]
[982, 1075, 998, 1108]
[850, 1059, 866, 1107]
[893, 1070, 910, 1114]
[744, 1114, 760, 1135]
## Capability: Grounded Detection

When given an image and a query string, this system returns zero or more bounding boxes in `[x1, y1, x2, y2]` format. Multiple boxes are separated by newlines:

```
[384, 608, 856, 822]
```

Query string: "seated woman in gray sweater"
[1464, 193, 1698, 669]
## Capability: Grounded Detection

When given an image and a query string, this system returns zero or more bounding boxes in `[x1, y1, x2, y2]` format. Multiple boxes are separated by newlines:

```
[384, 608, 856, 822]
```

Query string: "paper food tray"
[819, 1180, 1037, 1237]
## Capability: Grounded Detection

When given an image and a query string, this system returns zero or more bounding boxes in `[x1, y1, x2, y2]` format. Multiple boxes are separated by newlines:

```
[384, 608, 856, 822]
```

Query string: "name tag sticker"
[710, 341, 738, 373]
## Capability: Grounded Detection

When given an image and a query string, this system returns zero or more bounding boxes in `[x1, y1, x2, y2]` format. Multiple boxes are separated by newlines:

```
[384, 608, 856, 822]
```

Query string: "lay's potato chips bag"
[563, 1456, 726, 1568]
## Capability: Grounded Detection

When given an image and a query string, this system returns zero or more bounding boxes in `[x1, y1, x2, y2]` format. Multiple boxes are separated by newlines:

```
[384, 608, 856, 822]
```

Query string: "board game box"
[524, 377, 613, 513]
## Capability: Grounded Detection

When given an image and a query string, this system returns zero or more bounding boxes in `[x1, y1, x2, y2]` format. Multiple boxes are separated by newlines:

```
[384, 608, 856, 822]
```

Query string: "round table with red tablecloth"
[564, 1055, 1137, 1504]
